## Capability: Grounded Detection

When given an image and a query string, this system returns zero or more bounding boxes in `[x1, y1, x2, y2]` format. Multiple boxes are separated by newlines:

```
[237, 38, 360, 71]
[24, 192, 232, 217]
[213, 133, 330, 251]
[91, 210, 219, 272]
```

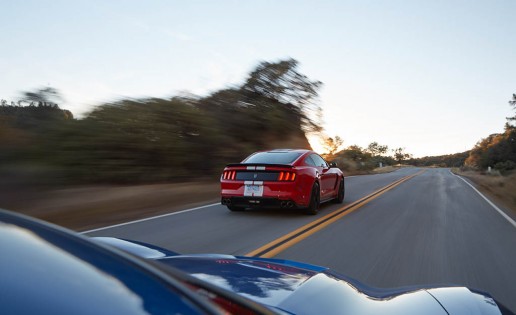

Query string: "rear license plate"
[244, 184, 263, 197]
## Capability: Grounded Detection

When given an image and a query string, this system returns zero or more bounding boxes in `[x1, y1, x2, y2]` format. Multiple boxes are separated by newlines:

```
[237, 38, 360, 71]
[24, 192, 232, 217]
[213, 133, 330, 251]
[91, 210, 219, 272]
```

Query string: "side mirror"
[329, 162, 338, 168]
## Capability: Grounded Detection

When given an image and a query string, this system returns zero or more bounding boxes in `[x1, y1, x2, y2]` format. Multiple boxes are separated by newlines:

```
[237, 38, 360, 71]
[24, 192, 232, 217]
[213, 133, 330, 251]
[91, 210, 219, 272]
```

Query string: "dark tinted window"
[244, 152, 302, 164]
[310, 154, 328, 168]
[304, 156, 316, 166]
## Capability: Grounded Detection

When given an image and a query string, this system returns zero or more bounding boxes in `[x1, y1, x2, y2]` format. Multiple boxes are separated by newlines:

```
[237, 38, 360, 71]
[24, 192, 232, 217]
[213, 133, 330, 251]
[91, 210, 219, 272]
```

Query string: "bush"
[494, 160, 516, 174]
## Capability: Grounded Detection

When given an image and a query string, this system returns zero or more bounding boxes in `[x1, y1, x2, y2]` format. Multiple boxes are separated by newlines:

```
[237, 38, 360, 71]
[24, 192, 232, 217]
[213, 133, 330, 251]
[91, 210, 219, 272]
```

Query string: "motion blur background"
[1, 1, 515, 227]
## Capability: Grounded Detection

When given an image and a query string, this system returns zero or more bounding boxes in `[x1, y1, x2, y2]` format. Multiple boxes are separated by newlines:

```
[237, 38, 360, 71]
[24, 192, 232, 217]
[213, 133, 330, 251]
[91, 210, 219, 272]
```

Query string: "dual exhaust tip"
[221, 198, 232, 205]
[280, 201, 294, 208]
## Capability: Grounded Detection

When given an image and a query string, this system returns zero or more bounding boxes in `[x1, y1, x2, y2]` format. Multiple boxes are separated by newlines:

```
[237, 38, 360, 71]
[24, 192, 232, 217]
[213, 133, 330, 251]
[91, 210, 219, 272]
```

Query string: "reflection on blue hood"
[160, 256, 316, 305]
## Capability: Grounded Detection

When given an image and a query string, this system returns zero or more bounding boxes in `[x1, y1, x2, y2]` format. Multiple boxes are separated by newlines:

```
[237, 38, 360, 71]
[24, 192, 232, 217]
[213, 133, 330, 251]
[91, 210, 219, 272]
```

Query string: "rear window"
[243, 152, 302, 164]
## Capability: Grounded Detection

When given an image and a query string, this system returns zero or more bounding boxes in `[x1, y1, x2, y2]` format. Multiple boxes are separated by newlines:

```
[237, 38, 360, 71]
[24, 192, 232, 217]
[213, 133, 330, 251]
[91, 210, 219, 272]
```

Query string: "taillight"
[222, 170, 237, 180]
[278, 171, 296, 181]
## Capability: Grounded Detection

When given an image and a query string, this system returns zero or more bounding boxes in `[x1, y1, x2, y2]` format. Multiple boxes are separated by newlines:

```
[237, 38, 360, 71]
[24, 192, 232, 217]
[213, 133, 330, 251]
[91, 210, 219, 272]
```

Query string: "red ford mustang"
[220, 149, 345, 214]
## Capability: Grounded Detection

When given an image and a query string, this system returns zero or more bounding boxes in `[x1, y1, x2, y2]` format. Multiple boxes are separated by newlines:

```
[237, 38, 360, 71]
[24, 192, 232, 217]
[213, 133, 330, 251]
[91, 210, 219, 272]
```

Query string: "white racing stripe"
[451, 170, 516, 229]
[80, 203, 220, 234]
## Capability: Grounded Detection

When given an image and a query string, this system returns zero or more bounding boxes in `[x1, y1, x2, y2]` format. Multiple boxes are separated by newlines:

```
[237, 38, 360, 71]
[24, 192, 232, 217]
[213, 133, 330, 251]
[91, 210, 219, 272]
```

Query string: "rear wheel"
[333, 178, 345, 203]
[227, 205, 244, 212]
[305, 182, 320, 215]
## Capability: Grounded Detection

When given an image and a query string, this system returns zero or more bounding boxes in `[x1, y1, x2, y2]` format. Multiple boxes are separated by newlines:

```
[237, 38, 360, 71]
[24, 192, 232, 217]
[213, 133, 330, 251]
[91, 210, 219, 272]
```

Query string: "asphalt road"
[86, 168, 516, 312]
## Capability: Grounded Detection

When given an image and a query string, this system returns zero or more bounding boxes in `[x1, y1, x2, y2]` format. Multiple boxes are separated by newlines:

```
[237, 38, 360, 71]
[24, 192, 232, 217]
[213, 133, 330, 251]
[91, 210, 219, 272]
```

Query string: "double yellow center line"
[245, 170, 425, 258]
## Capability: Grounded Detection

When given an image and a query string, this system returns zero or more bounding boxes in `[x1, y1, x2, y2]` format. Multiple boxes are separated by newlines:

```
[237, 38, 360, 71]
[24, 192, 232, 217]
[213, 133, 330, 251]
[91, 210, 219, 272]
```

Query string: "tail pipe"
[221, 198, 232, 205]
[280, 201, 295, 208]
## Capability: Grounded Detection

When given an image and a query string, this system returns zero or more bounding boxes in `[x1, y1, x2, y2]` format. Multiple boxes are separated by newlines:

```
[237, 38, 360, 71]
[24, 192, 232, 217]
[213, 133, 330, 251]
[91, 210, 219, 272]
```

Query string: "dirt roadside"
[1, 182, 221, 231]
[0, 167, 401, 232]
[452, 169, 516, 220]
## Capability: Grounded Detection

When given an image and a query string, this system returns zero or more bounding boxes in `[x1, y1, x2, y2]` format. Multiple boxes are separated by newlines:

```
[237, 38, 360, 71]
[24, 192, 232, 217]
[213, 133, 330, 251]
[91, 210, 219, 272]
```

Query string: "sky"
[1, 0, 515, 157]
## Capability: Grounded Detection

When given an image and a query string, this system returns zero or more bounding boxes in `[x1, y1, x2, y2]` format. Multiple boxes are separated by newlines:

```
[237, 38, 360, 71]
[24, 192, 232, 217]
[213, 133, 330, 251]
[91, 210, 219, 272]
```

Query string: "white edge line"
[82, 167, 406, 233]
[450, 170, 516, 229]
[80, 203, 220, 234]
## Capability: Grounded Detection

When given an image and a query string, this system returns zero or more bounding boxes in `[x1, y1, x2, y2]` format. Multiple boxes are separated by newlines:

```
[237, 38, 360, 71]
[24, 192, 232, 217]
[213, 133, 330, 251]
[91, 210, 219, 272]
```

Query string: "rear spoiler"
[225, 163, 293, 168]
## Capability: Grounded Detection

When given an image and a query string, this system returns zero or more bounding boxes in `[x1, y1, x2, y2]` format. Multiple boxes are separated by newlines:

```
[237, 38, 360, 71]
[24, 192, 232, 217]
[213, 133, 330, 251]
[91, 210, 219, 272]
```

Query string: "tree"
[393, 147, 412, 165]
[465, 129, 516, 170]
[366, 142, 388, 156]
[20, 87, 63, 107]
[323, 136, 344, 156]
[508, 93, 516, 126]
[341, 145, 371, 162]
[242, 58, 323, 132]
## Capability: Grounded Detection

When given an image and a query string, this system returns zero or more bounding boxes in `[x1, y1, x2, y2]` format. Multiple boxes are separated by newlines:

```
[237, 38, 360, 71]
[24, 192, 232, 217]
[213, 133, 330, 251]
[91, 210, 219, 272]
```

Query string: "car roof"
[263, 148, 312, 154]
[240, 149, 313, 166]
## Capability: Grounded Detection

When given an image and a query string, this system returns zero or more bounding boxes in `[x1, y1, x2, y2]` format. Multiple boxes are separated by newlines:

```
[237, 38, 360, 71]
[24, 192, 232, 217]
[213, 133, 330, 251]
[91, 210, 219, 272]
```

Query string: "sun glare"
[307, 135, 328, 155]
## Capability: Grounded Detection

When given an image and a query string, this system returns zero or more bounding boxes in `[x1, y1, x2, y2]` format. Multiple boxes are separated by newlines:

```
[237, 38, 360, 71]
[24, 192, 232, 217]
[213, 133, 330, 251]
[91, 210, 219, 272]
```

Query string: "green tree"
[242, 58, 323, 132]
[507, 93, 516, 127]
[464, 93, 516, 171]
[366, 142, 388, 156]
[20, 87, 63, 107]
[393, 147, 411, 165]
[341, 145, 371, 162]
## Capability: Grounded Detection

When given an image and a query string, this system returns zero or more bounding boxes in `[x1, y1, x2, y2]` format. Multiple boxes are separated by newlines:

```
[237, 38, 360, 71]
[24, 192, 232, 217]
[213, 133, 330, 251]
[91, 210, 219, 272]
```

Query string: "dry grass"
[1, 182, 220, 231]
[452, 168, 516, 214]
[371, 166, 399, 174]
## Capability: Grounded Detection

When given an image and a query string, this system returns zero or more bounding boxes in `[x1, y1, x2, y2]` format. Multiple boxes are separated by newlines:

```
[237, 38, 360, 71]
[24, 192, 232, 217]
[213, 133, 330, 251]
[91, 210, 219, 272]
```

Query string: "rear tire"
[333, 178, 345, 203]
[305, 182, 320, 215]
[227, 205, 244, 212]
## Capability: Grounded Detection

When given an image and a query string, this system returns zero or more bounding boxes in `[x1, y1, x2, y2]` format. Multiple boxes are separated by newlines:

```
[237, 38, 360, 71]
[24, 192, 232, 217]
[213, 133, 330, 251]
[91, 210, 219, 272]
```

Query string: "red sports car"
[220, 149, 345, 214]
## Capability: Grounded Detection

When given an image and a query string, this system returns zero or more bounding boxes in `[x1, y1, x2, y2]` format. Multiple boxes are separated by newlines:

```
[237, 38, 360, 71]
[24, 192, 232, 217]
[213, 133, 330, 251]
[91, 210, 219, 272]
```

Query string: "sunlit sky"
[1, 1, 515, 157]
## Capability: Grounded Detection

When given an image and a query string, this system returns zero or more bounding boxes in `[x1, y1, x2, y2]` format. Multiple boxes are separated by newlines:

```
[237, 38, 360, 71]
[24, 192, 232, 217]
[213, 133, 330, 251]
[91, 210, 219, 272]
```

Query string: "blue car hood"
[92, 238, 506, 315]
[156, 255, 502, 315]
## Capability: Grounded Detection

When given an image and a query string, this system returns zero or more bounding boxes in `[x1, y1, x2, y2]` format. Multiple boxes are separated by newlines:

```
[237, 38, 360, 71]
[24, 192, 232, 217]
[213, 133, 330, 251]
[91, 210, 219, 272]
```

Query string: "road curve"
[86, 168, 516, 312]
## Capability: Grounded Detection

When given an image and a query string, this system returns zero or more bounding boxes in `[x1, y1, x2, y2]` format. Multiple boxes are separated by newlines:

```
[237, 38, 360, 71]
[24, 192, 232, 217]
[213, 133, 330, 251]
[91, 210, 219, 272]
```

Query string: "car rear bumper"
[221, 196, 301, 209]
[220, 180, 310, 208]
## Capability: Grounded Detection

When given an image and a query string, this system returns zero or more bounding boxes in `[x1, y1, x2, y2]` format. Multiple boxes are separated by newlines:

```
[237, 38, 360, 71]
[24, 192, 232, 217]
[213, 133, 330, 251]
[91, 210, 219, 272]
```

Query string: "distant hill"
[407, 151, 470, 168]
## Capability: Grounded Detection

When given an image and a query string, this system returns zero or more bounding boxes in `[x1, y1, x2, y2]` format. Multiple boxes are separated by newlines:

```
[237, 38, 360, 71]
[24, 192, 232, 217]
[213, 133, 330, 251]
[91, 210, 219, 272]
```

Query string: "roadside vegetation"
[463, 94, 516, 173]
[0, 58, 319, 188]
[321, 139, 412, 175]
[327, 143, 394, 175]
[451, 94, 516, 214]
